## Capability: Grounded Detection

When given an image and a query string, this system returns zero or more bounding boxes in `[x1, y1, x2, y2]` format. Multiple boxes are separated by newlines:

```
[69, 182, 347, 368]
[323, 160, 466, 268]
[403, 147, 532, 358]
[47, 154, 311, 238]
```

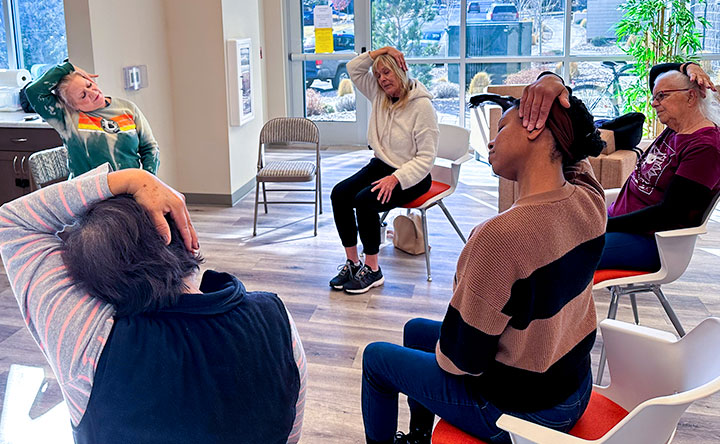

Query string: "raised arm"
[649, 62, 716, 93]
[0, 165, 115, 424]
[347, 46, 407, 101]
[24, 61, 74, 127]
[0, 166, 198, 424]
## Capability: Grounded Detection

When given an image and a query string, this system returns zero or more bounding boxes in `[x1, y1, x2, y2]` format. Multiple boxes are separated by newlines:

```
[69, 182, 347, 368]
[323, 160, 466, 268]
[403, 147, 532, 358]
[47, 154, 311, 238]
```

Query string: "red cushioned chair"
[382, 123, 472, 281]
[592, 188, 720, 384]
[432, 317, 720, 444]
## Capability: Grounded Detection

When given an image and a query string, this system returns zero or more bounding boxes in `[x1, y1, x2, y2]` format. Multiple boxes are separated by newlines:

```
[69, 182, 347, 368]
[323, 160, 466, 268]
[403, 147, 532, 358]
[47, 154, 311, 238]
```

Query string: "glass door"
[287, 0, 370, 145]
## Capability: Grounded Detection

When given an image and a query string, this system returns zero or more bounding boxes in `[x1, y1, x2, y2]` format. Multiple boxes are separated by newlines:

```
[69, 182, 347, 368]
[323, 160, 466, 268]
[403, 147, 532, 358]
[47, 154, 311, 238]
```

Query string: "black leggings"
[331, 158, 432, 256]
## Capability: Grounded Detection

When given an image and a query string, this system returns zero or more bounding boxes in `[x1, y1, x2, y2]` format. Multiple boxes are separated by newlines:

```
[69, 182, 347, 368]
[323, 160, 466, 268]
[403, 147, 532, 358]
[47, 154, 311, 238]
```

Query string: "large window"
[1, 0, 68, 76]
[365, 0, 720, 128]
[302, 0, 357, 122]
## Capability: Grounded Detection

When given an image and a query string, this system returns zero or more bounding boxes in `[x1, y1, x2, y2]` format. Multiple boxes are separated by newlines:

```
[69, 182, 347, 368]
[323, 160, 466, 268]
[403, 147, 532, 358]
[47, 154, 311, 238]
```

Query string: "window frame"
[2, 0, 24, 69]
[390, 0, 720, 128]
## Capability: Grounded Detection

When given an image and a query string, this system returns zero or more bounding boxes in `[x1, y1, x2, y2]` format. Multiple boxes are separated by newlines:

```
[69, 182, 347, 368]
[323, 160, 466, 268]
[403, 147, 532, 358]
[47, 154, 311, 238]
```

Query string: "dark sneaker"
[343, 265, 384, 294]
[329, 260, 361, 290]
[394, 430, 431, 444]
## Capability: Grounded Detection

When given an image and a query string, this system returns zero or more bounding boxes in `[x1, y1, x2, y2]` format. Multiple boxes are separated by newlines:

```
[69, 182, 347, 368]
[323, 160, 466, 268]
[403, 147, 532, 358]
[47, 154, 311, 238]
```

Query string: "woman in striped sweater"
[361, 91, 607, 444]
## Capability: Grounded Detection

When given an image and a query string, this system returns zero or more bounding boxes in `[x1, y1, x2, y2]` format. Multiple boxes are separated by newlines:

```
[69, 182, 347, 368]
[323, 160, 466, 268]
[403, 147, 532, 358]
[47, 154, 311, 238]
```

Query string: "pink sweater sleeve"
[0, 165, 116, 426]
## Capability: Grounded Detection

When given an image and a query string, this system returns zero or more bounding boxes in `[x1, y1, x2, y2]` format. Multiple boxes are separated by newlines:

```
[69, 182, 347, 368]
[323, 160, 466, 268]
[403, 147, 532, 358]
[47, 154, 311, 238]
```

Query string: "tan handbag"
[392, 212, 426, 255]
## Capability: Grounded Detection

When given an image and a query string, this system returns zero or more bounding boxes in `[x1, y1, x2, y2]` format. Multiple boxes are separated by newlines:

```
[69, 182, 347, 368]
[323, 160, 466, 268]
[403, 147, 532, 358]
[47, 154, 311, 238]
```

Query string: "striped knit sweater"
[436, 159, 606, 412]
[0, 166, 306, 442]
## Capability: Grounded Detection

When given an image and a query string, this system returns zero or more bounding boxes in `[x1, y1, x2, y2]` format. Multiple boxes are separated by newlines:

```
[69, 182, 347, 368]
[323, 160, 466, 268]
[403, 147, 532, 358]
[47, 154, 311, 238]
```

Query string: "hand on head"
[686, 64, 717, 98]
[519, 74, 570, 131]
[73, 65, 99, 83]
[107, 169, 199, 252]
[373, 46, 408, 72]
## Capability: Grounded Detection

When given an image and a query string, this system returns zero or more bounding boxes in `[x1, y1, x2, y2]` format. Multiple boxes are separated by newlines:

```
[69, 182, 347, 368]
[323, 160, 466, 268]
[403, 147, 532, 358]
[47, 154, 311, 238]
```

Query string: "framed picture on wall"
[227, 38, 254, 126]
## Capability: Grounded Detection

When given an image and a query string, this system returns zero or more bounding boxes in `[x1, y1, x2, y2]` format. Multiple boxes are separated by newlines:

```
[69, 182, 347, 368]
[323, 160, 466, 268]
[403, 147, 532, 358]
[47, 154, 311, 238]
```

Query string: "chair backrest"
[258, 117, 320, 169]
[431, 124, 471, 189]
[699, 190, 720, 231]
[593, 318, 720, 443]
[600, 317, 720, 408]
[28, 146, 69, 188]
[437, 123, 470, 162]
[650, 191, 720, 284]
[259, 117, 319, 145]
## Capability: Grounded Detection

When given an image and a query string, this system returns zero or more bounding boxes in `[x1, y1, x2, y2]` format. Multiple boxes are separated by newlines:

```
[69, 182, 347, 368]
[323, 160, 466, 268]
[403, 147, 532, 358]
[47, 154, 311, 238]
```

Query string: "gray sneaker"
[343, 265, 384, 294]
[329, 260, 361, 290]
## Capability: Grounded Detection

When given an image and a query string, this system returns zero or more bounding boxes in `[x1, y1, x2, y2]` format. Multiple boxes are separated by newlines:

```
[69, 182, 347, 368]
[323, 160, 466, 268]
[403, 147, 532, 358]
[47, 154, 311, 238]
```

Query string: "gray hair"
[655, 70, 720, 126]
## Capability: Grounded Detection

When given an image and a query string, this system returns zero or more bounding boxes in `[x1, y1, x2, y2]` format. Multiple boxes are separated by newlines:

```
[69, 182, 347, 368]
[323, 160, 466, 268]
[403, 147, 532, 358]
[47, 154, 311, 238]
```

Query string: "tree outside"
[18, 0, 68, 72]
[371, 0, 439, 84]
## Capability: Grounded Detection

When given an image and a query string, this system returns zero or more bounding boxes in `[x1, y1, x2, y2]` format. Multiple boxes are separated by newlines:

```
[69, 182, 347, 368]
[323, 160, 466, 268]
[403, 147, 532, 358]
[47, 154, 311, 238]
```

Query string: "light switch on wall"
[123, 65, 148, 90]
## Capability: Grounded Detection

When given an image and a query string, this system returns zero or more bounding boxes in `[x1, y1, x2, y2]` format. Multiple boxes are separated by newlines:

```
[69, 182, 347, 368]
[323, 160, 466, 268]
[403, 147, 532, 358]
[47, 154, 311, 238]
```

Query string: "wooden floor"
[1, 148, 720, 443]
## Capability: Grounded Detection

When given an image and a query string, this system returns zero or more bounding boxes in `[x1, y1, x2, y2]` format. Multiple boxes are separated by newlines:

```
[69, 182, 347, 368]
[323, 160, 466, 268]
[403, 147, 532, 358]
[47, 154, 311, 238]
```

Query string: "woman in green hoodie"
[26, 61, 159, 177]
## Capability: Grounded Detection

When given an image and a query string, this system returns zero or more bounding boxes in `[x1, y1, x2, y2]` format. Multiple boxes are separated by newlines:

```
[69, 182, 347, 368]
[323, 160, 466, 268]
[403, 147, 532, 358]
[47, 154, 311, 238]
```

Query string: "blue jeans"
[362, 318, 593, 444]
[598, 232, 661, 271]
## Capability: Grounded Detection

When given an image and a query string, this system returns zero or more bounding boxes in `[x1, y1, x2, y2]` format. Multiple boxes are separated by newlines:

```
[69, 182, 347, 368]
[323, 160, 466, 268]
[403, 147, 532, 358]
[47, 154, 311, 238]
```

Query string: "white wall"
[163, 0, 232, 197]
[221, 0, 264, 194]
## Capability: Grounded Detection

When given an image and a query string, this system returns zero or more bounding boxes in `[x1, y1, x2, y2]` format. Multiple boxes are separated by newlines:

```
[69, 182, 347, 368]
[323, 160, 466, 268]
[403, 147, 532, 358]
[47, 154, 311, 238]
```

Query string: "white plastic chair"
[494, 317, 720, 444]
[382, 123, 472, 281]
[431, 318, 720, 444]
[593, 188, 720, 383]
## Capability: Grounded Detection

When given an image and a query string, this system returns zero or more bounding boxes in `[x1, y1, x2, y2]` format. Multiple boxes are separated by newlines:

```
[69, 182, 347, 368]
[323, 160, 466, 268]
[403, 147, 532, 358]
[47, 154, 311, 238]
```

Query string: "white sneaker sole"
[344, 276, 385, 294]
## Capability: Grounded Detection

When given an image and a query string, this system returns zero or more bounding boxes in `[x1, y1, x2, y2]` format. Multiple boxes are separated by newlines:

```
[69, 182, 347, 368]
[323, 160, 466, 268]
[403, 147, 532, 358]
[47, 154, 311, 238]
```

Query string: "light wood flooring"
[1, 148, 719, 443]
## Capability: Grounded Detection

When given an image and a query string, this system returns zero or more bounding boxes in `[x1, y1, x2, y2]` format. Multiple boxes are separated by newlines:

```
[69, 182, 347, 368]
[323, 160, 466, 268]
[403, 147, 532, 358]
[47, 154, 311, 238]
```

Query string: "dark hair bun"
[566, 94, 605, 163]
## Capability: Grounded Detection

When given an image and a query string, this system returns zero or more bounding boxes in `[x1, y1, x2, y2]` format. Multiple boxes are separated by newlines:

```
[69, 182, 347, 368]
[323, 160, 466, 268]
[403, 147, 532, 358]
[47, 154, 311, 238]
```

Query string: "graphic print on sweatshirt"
[78, 112, 137, 134]
[633, 136, 676, 196]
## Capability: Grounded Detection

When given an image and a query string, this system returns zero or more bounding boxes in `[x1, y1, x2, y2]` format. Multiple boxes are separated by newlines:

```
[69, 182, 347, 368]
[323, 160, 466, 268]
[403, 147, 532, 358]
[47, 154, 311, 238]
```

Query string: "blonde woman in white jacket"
[330, 46, 439, 294]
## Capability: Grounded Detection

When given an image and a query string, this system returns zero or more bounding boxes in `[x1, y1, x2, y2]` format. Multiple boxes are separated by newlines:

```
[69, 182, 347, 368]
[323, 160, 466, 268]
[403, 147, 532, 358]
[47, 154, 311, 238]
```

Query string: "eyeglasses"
[652, 88, 692, 103]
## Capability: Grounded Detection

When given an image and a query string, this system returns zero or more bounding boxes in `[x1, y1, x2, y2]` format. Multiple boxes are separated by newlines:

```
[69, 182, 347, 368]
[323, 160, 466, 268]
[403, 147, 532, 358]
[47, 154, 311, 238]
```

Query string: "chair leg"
[380, 211, 390, 224]
[629, 294, 640, 325]
[262, 183, 268, 214]
[596, 286, 621, 385]
[421, 208, 431, 282]
[317, 165, 323, 215]
[253, 181, 260, 236]
[651, 285, 686, 337]
[314, 177, 318, 237]
[438, 200, 466, 243]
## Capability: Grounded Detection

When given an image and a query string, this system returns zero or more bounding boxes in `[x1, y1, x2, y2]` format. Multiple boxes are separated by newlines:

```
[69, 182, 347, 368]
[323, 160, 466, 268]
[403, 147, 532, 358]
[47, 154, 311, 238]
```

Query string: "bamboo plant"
[615, 0, 709, 136]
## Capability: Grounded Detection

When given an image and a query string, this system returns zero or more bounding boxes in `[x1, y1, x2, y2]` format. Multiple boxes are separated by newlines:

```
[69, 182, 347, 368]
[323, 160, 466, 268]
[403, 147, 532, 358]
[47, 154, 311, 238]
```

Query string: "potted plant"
[615, 0, 709, 137]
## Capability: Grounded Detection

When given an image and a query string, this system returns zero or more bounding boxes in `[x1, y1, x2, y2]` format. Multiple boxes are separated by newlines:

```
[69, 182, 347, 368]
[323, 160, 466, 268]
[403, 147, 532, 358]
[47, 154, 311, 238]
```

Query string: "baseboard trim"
[184, 178, 255, 206]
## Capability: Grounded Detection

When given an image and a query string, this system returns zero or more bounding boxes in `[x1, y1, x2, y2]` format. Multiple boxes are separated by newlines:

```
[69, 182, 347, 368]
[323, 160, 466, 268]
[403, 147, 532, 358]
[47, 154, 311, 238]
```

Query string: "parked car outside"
[305, 33, 355, 89]
[467, 1, 493, 14]
[419, 29, 448, 57]
[486, 3, 519, 21]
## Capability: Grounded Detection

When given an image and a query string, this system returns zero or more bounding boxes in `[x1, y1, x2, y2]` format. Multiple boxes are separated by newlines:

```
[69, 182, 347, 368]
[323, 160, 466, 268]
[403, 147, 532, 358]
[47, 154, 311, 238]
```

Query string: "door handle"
[12, 155, 18, 174]
[20, 155, 26, 174]
[11, 138, 28, 143]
